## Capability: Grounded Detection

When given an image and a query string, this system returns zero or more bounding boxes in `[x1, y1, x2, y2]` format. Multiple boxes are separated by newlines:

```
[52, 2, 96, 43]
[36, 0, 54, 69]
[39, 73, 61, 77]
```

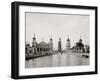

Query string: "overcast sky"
[26, 12, 90, 50]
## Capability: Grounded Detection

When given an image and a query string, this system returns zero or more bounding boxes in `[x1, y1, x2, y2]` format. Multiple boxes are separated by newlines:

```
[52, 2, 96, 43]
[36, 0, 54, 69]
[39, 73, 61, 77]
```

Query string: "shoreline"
[26, 52, 89, 60]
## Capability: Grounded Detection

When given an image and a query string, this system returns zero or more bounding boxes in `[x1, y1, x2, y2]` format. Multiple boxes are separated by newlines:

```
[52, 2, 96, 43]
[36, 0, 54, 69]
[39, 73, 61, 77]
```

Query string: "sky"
[25, 12, 90, 50]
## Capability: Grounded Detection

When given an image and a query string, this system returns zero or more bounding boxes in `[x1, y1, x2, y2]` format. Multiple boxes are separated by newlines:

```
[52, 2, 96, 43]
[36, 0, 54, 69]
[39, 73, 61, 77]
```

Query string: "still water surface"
[25, 53, 89, 68]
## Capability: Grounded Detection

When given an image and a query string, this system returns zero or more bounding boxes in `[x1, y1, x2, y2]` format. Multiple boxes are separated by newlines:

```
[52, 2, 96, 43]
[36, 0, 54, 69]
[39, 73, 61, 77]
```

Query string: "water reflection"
[25, 53, 89, 68]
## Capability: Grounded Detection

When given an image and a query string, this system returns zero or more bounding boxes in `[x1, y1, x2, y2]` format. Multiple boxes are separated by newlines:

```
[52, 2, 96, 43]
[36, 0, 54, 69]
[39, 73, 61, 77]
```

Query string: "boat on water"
[82, 55, 89, 58]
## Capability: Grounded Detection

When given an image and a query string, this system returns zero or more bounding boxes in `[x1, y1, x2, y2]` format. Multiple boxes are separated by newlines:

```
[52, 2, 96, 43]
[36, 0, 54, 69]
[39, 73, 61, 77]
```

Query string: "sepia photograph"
[11, 2, 97, 79]
[25, 12, 90, 68]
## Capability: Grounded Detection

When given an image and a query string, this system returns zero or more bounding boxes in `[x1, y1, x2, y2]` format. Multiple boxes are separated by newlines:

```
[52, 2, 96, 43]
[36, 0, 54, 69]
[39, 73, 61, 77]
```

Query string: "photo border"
[11, 1, 98, 79]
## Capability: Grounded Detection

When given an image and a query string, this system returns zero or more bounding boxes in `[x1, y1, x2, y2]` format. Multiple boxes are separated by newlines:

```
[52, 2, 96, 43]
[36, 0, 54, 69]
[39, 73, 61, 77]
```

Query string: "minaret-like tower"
[78, 36, 84, 53]
[49, 37, 53, 51]
[32, 34, 37, 54]
[66, 36, 71, 50]
[58, 38, 62, 52]
[32, 34, 37, 47]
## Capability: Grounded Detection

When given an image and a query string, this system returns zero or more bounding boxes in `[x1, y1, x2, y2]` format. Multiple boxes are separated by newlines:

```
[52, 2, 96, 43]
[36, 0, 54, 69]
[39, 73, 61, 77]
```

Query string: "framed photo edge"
[11, 1, 98, 79]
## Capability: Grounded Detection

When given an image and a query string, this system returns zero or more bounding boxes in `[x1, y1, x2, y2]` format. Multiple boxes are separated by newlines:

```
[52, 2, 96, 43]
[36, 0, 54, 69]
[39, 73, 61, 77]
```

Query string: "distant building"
[26, 34, 54, 56]
[72, 37, 84, 53]
[25, 42, 30, 54]
[25, 42, 33, 57]
[25, 35, 90, 59]
[36, 41, 50, 55]
[58, 38, 62, 53]
[72, 37, 89, 53]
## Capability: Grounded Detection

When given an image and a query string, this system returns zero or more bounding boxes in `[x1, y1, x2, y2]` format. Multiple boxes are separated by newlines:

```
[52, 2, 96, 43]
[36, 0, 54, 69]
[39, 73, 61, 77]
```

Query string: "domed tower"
[32, 34, 37, 47]
[66, 36, 71, 50]
[58, 37, 62, 52]
[78, 36, 84, 53]
[49, 37, 53, 51]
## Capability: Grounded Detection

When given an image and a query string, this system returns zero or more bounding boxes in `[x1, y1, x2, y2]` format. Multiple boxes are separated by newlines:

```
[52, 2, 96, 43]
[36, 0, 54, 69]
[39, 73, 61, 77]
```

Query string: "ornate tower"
[32, 34, 37, 54]
[78, 36, 84, 53]
[66, 36, 71, 50]
[49, 37, 53, 51]
[58, 38, 62, 52]
[32, 34, 37, 47]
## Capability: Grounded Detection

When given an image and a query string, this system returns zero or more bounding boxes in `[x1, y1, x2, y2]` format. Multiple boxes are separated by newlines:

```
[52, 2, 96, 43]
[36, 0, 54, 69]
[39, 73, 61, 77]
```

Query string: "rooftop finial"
[33, 34, 36, 40]
[59, 37, 61, 42]
[68, 35, 69, 38]
[34, 34, 35, 37]
[51, 34, 52, 38]
[80, 35, 81, 39]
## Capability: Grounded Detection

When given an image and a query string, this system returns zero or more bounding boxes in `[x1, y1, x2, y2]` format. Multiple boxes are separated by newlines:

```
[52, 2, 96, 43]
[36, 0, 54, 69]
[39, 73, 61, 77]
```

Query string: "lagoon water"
[25, 53, 89, 68]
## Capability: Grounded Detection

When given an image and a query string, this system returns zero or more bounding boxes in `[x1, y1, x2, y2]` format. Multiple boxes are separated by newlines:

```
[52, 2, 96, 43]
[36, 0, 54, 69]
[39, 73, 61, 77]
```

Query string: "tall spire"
[58, 37, 62, 52]
[49, 34, 53, 51]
